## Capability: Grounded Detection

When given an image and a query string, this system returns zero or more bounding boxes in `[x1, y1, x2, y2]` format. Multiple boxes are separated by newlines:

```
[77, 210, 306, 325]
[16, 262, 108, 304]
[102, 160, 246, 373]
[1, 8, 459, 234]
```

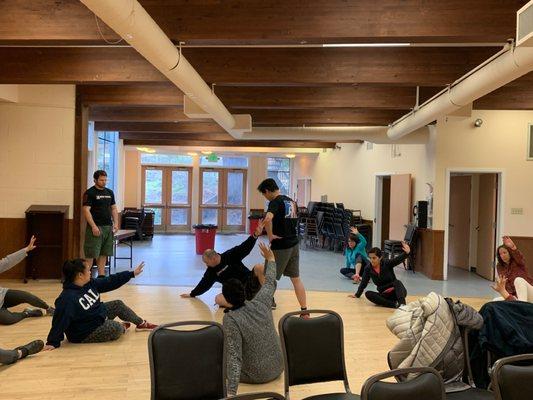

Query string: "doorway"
[141, 166, 193, 233]
[374, 174, 411, 248]
[445, 170, 502, 281]
[199, 168, 247, 232]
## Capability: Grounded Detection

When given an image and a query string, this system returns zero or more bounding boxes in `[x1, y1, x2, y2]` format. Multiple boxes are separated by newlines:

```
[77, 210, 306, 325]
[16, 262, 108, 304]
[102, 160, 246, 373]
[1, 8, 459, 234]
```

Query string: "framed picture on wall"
[527, 124, 533, 161]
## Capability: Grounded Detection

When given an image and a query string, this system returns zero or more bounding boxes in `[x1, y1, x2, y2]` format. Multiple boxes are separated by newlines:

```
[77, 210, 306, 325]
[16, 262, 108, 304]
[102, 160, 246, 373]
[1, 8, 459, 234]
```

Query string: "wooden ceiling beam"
[0, 47, 497, 86]
[89, 106, 193, 122]
[94, 121, 225, 134]
[79, 84, 183, 106]
[0, 0, 524, 45]
[242, 108, 408, 126]
[123, 139, 340, 149]
[119, 131, 235, 141]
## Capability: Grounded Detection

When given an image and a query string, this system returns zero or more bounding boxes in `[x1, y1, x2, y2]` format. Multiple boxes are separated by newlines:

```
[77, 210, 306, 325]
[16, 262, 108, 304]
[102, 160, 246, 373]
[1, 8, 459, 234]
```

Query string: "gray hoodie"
[222, 260, 284, 395]
[0, 248, 27, 307]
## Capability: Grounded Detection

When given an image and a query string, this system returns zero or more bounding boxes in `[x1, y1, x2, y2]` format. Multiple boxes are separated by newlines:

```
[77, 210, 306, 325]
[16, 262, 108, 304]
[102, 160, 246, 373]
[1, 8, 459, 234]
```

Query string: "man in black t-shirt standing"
[257, 178, 307, 312]
[83, 170, 118, 277]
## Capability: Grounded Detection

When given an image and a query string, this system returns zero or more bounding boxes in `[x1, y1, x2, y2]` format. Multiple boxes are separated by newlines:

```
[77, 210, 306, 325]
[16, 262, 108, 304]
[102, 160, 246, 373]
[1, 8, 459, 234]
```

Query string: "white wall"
[293, 141, 433, 220]
[0, 85, 75, 218]
[433, 110, 533, 236]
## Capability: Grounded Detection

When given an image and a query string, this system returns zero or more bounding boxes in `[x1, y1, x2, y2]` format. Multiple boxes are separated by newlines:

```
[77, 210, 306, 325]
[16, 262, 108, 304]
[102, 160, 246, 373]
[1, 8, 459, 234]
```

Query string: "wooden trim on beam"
[89, 106, 192, 122]
[95, 121, 225, 133]
[79, 84, 183, 106]
[123, 139, 344, 148]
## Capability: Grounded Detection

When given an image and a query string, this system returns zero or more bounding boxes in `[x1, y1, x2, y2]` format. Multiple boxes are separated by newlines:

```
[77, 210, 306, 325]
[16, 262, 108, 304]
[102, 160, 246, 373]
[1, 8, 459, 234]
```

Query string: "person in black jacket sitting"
[43, 259, 157, 350]
[180, 220, 266, 307]
[349, 243, 410, 309]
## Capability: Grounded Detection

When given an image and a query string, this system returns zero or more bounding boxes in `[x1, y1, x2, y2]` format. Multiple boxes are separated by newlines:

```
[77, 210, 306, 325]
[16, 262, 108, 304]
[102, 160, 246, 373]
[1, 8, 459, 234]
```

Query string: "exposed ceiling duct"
[388, 40, 533, 140]
[79, 0, 250, 138]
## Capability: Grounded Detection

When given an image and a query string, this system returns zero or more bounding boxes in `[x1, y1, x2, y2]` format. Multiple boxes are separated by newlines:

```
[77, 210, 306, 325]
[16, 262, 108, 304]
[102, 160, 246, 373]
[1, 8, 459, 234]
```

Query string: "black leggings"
[365, 280, 407, 309]
[0, 289, 50, 325]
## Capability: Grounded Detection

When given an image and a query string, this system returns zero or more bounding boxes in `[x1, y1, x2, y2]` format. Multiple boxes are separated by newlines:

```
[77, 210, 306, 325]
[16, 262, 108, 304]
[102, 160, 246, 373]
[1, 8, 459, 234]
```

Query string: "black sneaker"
[23, 308, 43, 317]
[15, 340, 44, 359]
[271, 298, 277, 310]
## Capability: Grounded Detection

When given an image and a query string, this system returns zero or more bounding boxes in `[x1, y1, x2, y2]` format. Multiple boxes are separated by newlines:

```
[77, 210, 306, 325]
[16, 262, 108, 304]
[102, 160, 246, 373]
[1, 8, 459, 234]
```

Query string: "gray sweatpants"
[82, 300, 143, 344]
[0, 348, 19, 365]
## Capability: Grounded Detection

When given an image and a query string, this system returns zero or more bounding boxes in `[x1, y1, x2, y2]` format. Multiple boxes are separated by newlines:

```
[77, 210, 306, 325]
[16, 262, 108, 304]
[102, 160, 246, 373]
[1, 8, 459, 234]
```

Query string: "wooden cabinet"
[25, 205, 69, 280]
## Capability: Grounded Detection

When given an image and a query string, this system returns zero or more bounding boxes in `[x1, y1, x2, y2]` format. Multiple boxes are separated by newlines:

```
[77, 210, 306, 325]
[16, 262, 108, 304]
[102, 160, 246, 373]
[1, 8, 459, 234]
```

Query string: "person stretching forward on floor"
[43, 259, 157, 350]
[222, 242, 284, 396]
[349, 243, 410, 309]
[0, 235, 55, 325]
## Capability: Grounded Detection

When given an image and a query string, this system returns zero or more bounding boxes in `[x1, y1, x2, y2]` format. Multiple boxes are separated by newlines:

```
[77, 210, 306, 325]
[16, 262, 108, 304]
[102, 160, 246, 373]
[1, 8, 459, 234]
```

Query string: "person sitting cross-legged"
[180, 220, 269, 308]
[222, 242, 284, 396]
[349, 243, 410, 309]
[43, 260, 157, 350]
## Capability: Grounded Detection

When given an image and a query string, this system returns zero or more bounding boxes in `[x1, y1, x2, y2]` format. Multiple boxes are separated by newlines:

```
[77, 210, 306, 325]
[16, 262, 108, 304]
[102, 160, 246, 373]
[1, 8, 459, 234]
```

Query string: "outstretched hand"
[502, 236, 516, 251]
[180, 293, 191, 298]
[42, 345, 55, 351]
[258, 241, 275, 262]
[133, 261, 146, 277]
[25, 235, 37, 253]
[350, 226, 359, 235]
[401, 241, 411, 254]
[491, 275, 509, 298]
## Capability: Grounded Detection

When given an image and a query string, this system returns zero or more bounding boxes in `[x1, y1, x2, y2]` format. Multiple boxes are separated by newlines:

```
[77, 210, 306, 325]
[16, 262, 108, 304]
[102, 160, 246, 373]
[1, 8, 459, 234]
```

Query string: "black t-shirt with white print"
[267, 194, 299, 250]
[83, 186, 116, 226]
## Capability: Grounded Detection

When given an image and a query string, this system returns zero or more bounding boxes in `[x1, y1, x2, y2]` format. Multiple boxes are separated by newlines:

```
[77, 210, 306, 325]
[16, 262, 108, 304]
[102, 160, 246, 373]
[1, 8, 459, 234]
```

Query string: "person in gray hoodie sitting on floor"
[222, 241, 283, 396]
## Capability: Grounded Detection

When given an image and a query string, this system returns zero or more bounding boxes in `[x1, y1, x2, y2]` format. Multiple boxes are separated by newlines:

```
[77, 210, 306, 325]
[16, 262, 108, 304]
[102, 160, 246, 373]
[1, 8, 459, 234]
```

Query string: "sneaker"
[271, 298, 277, 310]
[15, 340, 44, 359]
[136, 321, 158, 331]
[23, 308, 43, 318]
[121, 322, 132, 331]
[46, 307, 55, 316]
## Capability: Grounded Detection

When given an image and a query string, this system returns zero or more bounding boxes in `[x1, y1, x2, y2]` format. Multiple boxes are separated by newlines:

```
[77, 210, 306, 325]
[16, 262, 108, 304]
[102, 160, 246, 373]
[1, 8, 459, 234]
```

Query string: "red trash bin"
[193, 224, 217, 255]
[248, 216, 260, 235]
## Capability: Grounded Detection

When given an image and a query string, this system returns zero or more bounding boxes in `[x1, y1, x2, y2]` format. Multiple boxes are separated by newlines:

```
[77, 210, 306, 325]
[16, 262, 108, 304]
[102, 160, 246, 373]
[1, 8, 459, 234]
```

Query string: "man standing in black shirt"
[180, 220, 266, 307]
[83, 170, 118, 277]
[257, 178, 308, 312]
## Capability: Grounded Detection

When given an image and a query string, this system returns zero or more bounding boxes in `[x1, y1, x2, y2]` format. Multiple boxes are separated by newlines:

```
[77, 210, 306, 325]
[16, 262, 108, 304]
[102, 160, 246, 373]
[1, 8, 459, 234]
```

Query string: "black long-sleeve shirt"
[46, 271, 134, 347]
[190, 235, 257, 297]
[355, 252, 409, 298]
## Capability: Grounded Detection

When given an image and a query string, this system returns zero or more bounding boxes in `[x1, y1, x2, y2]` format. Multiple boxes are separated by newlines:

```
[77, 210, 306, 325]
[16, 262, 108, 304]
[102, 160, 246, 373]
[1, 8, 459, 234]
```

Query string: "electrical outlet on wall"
[511, 207, 524, 215]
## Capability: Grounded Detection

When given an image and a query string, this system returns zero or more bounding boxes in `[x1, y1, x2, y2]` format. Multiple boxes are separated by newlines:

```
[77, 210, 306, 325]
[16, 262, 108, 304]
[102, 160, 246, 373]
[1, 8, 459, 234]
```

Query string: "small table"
[113, 229, 136, 272]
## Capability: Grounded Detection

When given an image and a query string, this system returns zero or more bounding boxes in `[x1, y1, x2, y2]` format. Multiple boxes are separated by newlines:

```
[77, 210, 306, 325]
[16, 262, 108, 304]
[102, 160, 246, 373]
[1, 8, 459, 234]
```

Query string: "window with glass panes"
[267, 157, 291, 195]
[96, 132, 117, 190]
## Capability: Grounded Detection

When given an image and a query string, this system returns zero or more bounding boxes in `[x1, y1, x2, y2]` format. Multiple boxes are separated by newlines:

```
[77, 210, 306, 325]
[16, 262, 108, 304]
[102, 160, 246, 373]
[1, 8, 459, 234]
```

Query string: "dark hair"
[348, 234, 359, 243]
[367, 247, 383, 258]
[496, 245, 513, 267]
[222, 278, 246, 313]
[93, 170, 107, 180]
[257, 178, 279, 194]
[63, 259, 87, 283]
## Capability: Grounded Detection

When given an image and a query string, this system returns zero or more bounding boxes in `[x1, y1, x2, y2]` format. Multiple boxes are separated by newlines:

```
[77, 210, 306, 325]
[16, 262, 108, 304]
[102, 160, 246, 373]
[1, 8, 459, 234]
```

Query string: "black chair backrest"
[493, 354, 533, 400]
[403, 224, 417, 243]
[148, 321, 225, 400]
[336, 203, 345, 209]
[279, 310, 349, 392]
[361, 367, 445, 400]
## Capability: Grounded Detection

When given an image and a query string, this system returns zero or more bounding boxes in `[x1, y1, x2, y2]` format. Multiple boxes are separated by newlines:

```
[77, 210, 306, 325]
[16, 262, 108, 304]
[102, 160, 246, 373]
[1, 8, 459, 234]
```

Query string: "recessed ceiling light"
[201, 150, 213, 155]
[187, 152, 198, 156]
[136, 147, 156, 153]
[286, 154, 296, 159]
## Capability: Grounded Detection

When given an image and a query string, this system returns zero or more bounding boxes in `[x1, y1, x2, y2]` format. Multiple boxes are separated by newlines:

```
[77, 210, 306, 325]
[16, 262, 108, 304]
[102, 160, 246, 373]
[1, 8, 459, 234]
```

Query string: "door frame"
[374, 172, 393, 248]
[443, 168, 505, 281]
[198, 167, 247, 232]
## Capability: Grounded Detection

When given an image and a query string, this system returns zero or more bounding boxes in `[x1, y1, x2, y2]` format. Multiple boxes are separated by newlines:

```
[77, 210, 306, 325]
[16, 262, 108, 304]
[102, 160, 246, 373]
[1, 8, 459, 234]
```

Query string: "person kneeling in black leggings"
[348, 243, 410, 308]
[43, 259, 157, 351]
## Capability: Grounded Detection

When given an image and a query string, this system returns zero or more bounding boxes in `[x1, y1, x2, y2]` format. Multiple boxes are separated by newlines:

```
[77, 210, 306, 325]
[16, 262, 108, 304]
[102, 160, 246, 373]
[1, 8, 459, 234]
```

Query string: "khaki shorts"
[84, 225, 114, 258]
[272, 245, 300, 279]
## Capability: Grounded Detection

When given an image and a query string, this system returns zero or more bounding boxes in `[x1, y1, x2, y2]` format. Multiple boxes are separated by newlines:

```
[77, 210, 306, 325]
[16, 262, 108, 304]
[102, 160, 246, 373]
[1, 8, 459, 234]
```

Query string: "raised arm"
[253, 243, 277, 306]
[0, 236, 36, 274]
[94, 261, 145, 293]
[224, 317, 243, 396]
[188, 271, 217, 298]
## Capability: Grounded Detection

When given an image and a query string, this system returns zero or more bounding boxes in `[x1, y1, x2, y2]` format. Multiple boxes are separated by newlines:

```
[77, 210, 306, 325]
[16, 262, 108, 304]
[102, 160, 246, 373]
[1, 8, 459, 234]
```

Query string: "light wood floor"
[0, 281, 488, 399]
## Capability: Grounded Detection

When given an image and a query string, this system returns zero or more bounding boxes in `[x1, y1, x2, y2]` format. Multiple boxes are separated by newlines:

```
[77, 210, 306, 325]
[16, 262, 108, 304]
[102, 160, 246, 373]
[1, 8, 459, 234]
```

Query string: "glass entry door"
[142, 166, 192, 232]
[199, 168, 247, 232]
